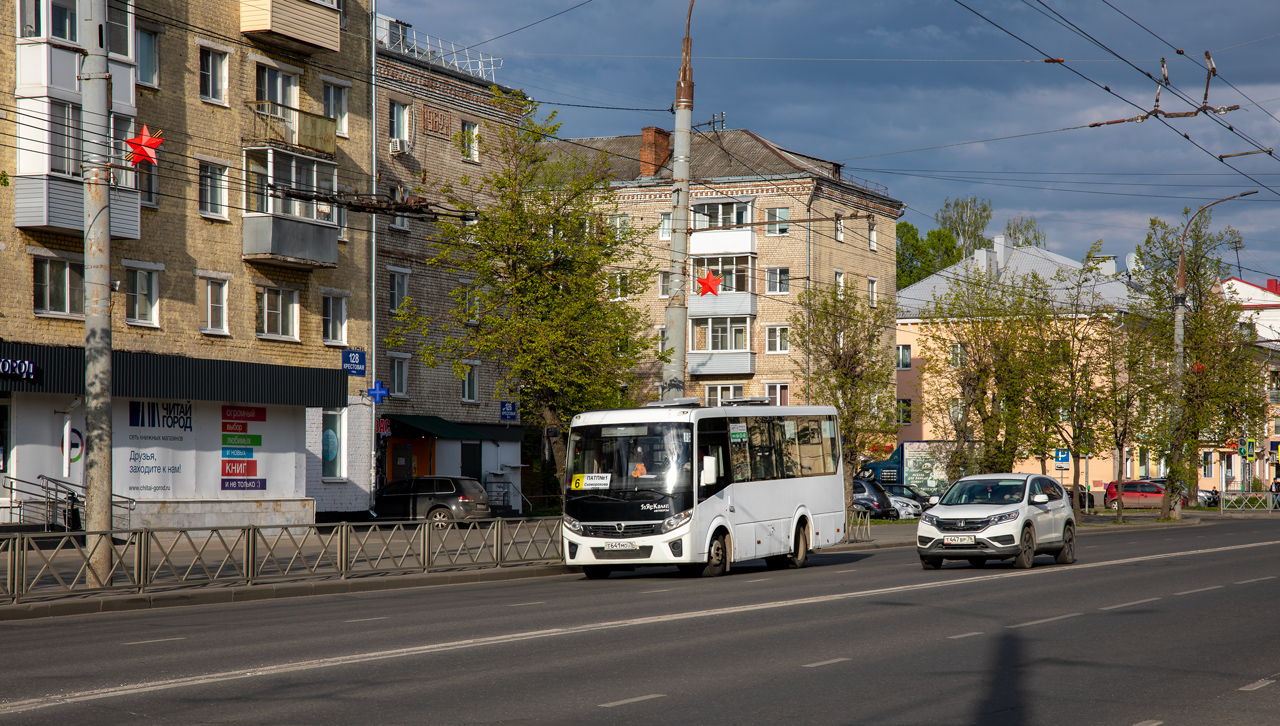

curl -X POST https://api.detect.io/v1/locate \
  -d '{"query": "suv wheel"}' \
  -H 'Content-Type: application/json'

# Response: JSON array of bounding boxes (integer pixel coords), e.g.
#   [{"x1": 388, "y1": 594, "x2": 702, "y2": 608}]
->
[
  {"x1": 1013, "y1": 527, "x2": 1036, "y2": 569},
  {"x1": 1055, "y1": 524, "x2": 1076, "y2": 564}
]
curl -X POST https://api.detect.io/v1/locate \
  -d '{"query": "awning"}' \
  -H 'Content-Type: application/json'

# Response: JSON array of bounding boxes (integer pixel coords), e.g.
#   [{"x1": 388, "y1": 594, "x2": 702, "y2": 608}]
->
[{"x1": 385, "y1": 414, "x2": 493, "y2": 441}]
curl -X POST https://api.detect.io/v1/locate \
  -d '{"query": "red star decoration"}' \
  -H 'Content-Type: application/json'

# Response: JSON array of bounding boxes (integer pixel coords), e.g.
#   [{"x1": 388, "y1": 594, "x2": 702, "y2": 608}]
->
[
  {"x1": 125, "y1": 125, "x2": 163, "y2": 167},
  {"x1": 695, "y1": 270, "x2": 723, "y2": 296}
]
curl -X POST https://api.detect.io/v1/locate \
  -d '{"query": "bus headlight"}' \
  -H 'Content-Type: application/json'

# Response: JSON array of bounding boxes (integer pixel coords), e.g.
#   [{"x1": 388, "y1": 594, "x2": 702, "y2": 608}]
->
[
  {"x1": 661, "y1": 510, "x2": 692, "y2": 533},
  {"x1": 563, "y1": 515, "x2": 583, "y2": 534}
]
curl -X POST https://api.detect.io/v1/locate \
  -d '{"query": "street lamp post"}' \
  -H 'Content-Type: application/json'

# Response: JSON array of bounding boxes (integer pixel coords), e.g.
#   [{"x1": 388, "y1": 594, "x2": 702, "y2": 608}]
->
[{"x1": 1171, "y1": 189, "x2": 1257, "y2": 513}]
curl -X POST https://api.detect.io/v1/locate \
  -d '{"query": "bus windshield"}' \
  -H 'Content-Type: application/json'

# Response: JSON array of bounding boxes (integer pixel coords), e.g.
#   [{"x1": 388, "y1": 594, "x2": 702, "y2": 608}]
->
[{"x1": 567, "y1": 423, "x2": 692, "y2": 496}]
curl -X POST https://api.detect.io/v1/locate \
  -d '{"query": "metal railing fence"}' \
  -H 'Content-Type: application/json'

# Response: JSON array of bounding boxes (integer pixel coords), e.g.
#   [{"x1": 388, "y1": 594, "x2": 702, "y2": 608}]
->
[
  {"x1": 1, "y1": 517, "x2": 562, "y2": 604},
  {"x1": 2, "y1": 475, "x2": 135, "y2": 530},
  {"x1": 1220, "y1": 491, "x2": 1277, "y2": 511},
  {"x1": 846, "y1": 509, "x2": 872, "y2": 543}
]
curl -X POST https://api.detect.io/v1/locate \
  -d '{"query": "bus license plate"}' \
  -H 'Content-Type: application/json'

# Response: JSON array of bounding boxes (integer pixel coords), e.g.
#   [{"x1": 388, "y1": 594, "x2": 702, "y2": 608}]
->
[
  {"x1": 944, "y1": 535, "x2": 975, "y2": 545},
  {"x1": 604, "y1": 541, "x2": 637, "y2": 550}
]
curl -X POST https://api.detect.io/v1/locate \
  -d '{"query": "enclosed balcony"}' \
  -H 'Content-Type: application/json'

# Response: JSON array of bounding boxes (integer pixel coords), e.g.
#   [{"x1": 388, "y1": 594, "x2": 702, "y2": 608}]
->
[
  {"x1": 689, "y1": 291, "x2": 755, "y2": 317},
  {"x1": 688, "y1": 352, "x2": 756, "y2": 376},
  {"x1": 241, "y1": 0, "x2": 341, "y2": 54},
  {"x1": 13, "y1": 175, "x2": 140, "y2": 239},
  {"x1": 245, "y1": 101, "x2": 336, "y2": 157},
  {"x1": 242, "y1": 147, "x2": 339, "y2": 269}
]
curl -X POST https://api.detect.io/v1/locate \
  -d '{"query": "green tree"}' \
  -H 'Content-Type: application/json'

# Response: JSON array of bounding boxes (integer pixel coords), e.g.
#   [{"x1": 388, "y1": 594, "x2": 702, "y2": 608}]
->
[
  {"x1": 1095, "y1": 310, "x2": 1164, "y2": 523},
  {"x1": 935, "y1": 196, "x2": 993, "y2": 256},
  {"x1": 391, "y1": 93, "x2": 661, "y2": 480},
  {"x1": 1003, "y1": 213, "x2": 1047, "y2": 248},
  {"x1": 897, "y1": 222, "x2": 962, "y2": 290}
]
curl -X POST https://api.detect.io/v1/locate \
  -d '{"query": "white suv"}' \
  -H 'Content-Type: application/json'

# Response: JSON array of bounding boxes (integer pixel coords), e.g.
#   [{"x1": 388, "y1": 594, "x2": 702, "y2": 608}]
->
[{"x1": 916, "y1": 473, "x2": 1075, "y2": 570}]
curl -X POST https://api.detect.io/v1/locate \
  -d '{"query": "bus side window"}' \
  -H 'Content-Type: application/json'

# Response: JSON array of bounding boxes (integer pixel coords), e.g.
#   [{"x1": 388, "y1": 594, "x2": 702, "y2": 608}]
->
[
  {"x1": 774, "y1": 417, "x2": 800, "y2": 479},
  {"x1": 695, "y1": 419, "x2": 732, "y2": 500},
  {"x1": 822, "y1": 416, "x2": 840, "y2": 475},
  {"x1": 797, "y1": 417, "x2": 825, "y2": 476},
  {"x1": 747, "y1": 417, "x2": 777, "y2": 481}
]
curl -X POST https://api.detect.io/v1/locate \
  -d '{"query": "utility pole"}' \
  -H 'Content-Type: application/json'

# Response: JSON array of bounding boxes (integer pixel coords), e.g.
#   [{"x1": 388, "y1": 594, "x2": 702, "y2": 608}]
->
[
  {"x1": 661, "y1": 0, "x2": 695, "y2": 401},
  {"x1": 81, "y1": 0, "x2": 114, "y2": 583}
]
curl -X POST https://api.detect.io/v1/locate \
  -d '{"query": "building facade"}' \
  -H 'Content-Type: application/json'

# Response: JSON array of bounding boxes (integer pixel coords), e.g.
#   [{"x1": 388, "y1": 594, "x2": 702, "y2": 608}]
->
[{"x1": 2, "y1": 0, "x2": 374, "y2": 526}]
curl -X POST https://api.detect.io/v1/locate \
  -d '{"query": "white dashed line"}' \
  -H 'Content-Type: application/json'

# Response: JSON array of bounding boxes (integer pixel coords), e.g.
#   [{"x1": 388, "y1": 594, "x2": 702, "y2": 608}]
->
[
  {"x1": 833, "y1": 569, "x2": 857, "y2": 573},
  {"x1": 1174, "y1": 586, "x2": 1224, "y2": 596},
  {"x1": 1131, "y1": 720, "x2": 1163, "y2": 726},
  {"x1": 1100, "y1": 598, "x2": 1161, "y2": 611},
  {"x1": 802, "y1": 658, "x2": 851, "y2": 668},
  {"x1": 1240, "y1": 680, "x2": 1275, "y2": 691},
  {"x1": 1235, "y1": 576, "x2": 1276, "y2": 585},
  {"x1": 343, "y1": 617, "x2": 389, "y2": 623},
  {"x1": 1007, "y1": 613, "x2": 1082, "y2": 629},
  {"x1": 123, "y1": 637, "x2": 185, "y2": 645},
  {"x1": 599, "y1": 694, "x2": 665, "y2": 708},
  {"x1": 641, "y1": 589, "x2": 672, "y2": 594},
  {"x1": 507, "y1": 602, "x2": 546, "y2": 607},
  {"x1": 947, "y1": 632, "x2": 984, "y2": 639},
  {"x1": 746, "y1": 579, "x2": 769, "y2": 583}
]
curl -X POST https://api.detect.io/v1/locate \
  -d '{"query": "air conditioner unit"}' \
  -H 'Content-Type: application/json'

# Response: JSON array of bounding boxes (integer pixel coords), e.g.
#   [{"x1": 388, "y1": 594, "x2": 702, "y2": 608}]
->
[{"x1": 389, "y1": 138, "x2": 408, "y2": 154}]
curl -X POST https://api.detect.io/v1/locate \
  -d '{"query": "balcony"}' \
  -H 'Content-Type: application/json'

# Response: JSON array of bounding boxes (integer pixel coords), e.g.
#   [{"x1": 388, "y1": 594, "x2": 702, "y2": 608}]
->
[
  {"x1": 13, "y1": 175, "x2": 140, "y2": 239},
  {"x1": 690, "y1": 228, "x2": 755, "y2": 256},
  {"x1": 689, "y1": 291, "x2": 756, "y2": 317},
  {"x1": 688, "y1": 352, "x2": 756, "y2": 376},
  {"x1": 243, "y1": 215, "x2": 338, "y2": 269},
  {"x1": 241, "y1": 0, "x2": 341, "y2": 54},
  {"x1": 245, "y1": 101, "x2": 336, "y2": 157}
]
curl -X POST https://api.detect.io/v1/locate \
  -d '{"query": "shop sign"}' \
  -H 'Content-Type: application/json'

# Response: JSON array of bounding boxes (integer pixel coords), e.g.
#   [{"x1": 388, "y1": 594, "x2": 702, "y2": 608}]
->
[
  {"x1": 377, "y1": 418, "x2": 392, "y2": 437},
  {"x1": 0, "y1": 358, "x2": 36, "y2": 380}
]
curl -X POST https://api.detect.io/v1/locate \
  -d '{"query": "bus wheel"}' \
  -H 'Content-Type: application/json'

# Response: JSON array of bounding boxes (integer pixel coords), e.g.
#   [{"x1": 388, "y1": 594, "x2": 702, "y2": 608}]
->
[
  {"x1": 702, "y1": 532, "x2": 728, "y2": 577},
  {"x1": 582, "y1": 566, "x2": 612, "y2": 580},
  {"x1": 788, "y1": 525, "x2": 809, "y2": 569}
]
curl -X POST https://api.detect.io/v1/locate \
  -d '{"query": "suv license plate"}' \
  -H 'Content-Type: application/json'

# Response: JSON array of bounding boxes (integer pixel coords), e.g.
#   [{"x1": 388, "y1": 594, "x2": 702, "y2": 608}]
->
[
  {"x1": 604, "y1": 541, "x2": 637, "y2": 550},
  {"x1": 944, "y1": 535, "x2": 975, "y2": 545}
]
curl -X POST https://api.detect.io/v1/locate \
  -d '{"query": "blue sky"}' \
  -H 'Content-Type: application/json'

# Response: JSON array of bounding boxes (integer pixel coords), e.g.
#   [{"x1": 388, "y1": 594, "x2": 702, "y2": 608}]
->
[{"x1": 381, "y1": 0, "x2": 1280, "y2": 284}]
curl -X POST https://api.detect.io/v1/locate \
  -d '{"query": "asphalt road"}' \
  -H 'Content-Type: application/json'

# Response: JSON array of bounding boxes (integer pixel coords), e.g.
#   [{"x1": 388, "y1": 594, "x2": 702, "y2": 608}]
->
[{"x1": 3, "y1": 520, "x2": 1280, "y2": 725}]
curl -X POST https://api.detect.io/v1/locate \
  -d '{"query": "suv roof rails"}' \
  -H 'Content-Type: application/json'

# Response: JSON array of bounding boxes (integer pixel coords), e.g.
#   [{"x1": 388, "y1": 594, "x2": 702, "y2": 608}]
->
[
  {"x1": 721, "y1": 397, "x2": 771, "y2": 406},
  {"x1": 645, "y1": 397, "x2": 703, "y2": 408}
]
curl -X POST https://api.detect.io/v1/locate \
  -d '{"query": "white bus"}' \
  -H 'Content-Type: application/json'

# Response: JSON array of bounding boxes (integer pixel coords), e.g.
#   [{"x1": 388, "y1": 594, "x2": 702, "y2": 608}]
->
[{"x1": 562, "y1": 400, "x2": 846, "y2": 579}]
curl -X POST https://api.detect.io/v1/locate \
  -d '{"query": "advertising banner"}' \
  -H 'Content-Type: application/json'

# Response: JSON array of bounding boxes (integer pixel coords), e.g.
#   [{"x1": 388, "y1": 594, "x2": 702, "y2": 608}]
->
[{"x1": 903, "y1": 441, "x2": 951, "y2": 496}]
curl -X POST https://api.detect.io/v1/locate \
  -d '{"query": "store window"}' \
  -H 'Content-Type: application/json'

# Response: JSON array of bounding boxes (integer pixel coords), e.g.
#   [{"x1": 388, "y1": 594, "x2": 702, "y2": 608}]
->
[{"x1": 322, "y1": 409, "x2": 345, "y2": 480}]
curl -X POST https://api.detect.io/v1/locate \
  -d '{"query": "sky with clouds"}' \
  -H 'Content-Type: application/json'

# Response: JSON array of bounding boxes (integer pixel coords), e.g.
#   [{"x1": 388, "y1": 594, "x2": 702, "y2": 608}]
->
[{"x1": 381, "y1": 0, "x2": 1280, "y2": 284}]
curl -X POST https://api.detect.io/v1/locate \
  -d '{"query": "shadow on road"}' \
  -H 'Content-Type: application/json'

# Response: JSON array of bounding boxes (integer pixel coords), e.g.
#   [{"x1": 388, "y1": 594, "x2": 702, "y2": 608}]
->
[{"x1": 970, "y1": 632, "x2": 1029, "y2": 726}]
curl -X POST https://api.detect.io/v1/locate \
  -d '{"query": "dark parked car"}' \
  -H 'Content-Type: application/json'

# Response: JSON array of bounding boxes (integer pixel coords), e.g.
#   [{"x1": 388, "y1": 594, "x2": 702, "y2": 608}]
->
[
  {"x1": 1103, "y1": 479, "x2": 1188, "y2": 510},
  {"x1": 372, "y1": 476, "x2": 490, "y2": 524},
  {"x1": 851, "y1": 478, "x2": 898, "y2": 519}
]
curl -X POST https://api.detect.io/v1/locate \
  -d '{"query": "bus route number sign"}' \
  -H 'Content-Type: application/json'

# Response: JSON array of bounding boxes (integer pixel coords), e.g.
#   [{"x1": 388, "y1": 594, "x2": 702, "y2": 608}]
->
[
  {"x1": 729, "y1": 423, "x2": 747, "y2": 442},
  {"x1": 571, "y1": 473, "x2": 611, "y2": 490}
]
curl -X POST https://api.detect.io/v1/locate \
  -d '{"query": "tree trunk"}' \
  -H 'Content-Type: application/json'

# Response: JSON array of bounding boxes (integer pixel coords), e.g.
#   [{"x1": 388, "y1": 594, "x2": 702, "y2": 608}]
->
[
  {"x1": 1070, "y1": 452, "x2": 1082, "y2": 528},
  {"x1": 542, "y1": 406, "x2": 568, "y2": 490},
  {"x1": 1039, "y1": 456, "x2": 1047, "y2": 475},
  {"x1": 1113, "y1": 445, "x2": 1125, "y2": 524}
]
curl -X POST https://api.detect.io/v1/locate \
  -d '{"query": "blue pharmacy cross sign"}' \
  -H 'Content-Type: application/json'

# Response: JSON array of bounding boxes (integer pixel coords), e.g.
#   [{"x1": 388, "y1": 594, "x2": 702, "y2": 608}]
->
[{"x1": 367, "y1": 381, "x2": 389, "y2": 404}]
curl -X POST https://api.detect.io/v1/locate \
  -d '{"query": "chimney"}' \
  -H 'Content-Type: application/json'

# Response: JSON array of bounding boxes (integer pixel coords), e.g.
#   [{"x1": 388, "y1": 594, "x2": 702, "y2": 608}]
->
[
  {"x1": 1268, "y1": 279, "x2": 1280, "y2": 295},
  {"x1": 640, "y1": 127, "x2": 671, "y2": 177},
  {"x1": 1090, "y1": 255, "x2": 1117, "y2": 276},
  {"x1": 992, "y1": 235, "x2": 1012, "y2": 269}
]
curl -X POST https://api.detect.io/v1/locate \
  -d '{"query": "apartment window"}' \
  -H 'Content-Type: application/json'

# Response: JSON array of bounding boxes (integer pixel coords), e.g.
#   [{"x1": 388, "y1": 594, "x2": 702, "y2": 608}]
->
[
  {"x1": 834, "y1": 270, "x2": 845, "y2": 298},
  {"x1": 256, "y1": 287, "x2": 297, "y2": 338},
  {"x1": 50, "y1": 102, "x2": 82, "y2": 176},
  {"x1": 868, "y1": 277, "x2": 879, "y2": 307},
  {"x1": 1274, "y1": 417, "x2": 1280, "y2": 436},
  {"x1": 246, "y1": 149, "x2": 337, "y2": 222},
  {"x1": 869, "y1": 226, "x2": 878, "y2": 252},
  {"x1": 659, "y1": 271, "x2": 671, "y2": 298},
  {"x1": 321, "y1": 409, "x2": 344, "y2": 480},
  {"x1": 950, "y1": 343, "x2": 967, "y2": 369},
  {"x1": 124, "y1": 268, "x2": 158, "y2": 325},
  {"x1": 766, "y1": 268, "x2": 789, "y2": 294},
  {"x1": 1202, "y1": 451, "x2": 1213, "y2": 479},
  {"x1": 322, "y1": 296, "x2": 346, "y2": 344},
  {"x1": 390, "y1": 101, "x2": 409, "y2": 141},
  {"x1": 52, "y1": 0, "x2": 77, "y2": 40},
  {"x1": 137, "y1": 30, "x2": 158, "y2": 86},
  {"x1": 107, "y1": 0, "x2": 130, "y2": 57},
  {"x1": 657, "y1": 326, "x2": 668, "y2": 352},
  {"x1": 1222, "y1": 452, "x2": 1233, "y2": 480},
  {"x1": 461, "y1": 120, "x2": 479, "y2": 161},
  {"x1": 390, "y1": 357, "x2": 408, "y2": 396},
  {"x1": 897, "y1": 399, "x2": 913, "y2": 426},
  {"x1": 766, "y1": 208, "x2": 790, "y2": 236},
  {"x1": 692, "y1": 202, "x2": 748, "y2": 230},
  {"x1": 659, "y1": 213, "x2": 672, "y2": 240},
  {"x1": 33, "y1": 259, "x2": 85, "y2": 316},
  {"x1": 693, "y1": 317, "x2": 748, "y2": 351},
  {"x1": 609, "y1": 272, "x2": 629, "y2": 301},
  {"x1": 323, "y1": 84, "x2": 349, "y2": 135},
  {"x1": 896, "y1": 344, "x2": 911, "y2": 370},
  {"x1": 200, "y1": 49, "x2": 227, "y2": 103},
  {"x1": 692, "y1": 256, "x2": 753, "y2": 293},
  {"x1": 705, "y1": 385, "x2": 743, "y2": 407},
  {"x1": 201, "y1": 279, "x2": 227, "y2": 334},
  {"x1": 949, "y1": 398, "x2": 965, "y2": 426},
  {"x1": 389, "y1": 271, "x2": 409, "y2": 312},
  {"x1": 20, "y1": 0, "x2": 42, "y2": 37},
  {"x1": 766, "y1": 326, "x2": 789, "y2": 354},
  {"x1": 835, "y1": 213, "x2": 845, "y2": 243},
  {"x1": 257, "y1": 65, "x2": 298, "y2": 117},
  {"x1": 137, "y1": 163, "x2": 157, "y2": 205},
  {"x1": 198, "y1": 163, "x2": 227, "y2": 217},
  {"x1": 767, "y1": 384, "x2": 790, "y2": 406},
  {"x1": 388, "y1": 185, "x2": 408, "y2": 229},
  {"x1": 336, "y1": 203, "x2": 348, "y2": 240},
  {"x1": 462, "y1": 363, "x2": 479, "y2": 402},
  {"x1": 608, "y1": 214, "x2": 629, "y2": 234},
  {"x1": 111, "y1": 114, "x2": 136, "y2": 189}
]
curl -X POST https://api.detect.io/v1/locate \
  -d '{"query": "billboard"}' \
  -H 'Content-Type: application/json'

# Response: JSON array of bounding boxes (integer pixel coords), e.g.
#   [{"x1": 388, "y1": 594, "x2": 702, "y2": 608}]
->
[{"x1": 903, "y1": 441, "x2": 951, "y2": 495}]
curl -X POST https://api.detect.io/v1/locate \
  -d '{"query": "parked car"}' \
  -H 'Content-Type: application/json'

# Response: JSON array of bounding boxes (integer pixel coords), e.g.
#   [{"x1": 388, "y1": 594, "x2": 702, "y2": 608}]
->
[
  {"x1": 890, "y1": 495, "x2": 922, "y2": 519},
  {"x1": 850, "y1": 478, "x2": 898, "y2": 519},
  {"x1": 883, "y1": 482, "x2": 931, "y2": 507},
  {"x1": 1103, "y1": 480, "x2": 1188, "y2": 510},
  {"x1": 1198, "y1": 489, "x2": 1219, "y2": 508},
  {"x1": 372, "y1": 476, "x2": 490, "y2": 524},
  {"x1": 917, "y1": 473, "x2": 1076, "y2": 570}
]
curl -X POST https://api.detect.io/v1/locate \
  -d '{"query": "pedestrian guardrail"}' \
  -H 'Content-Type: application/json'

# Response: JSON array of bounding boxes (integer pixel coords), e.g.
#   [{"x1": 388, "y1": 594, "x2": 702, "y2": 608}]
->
[
  {"x1": 846, "y1": 509, "x2": 872, "y2": 543},
  {"x1": 0, "y1": 517, "x2": 562, "y2": 604},
  {"x1": 1220, "y1": 492, "x2": 1277, "y2": 512}
]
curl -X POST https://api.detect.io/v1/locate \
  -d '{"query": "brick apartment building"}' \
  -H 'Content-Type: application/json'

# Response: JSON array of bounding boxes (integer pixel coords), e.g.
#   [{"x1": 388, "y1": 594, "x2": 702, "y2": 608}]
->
[
  {"x1": 560, "y1": 127, "x2": 905, "y2": 406},
  {"x1": 1, "y1": 0, "x2": 374, "y2": 526}
]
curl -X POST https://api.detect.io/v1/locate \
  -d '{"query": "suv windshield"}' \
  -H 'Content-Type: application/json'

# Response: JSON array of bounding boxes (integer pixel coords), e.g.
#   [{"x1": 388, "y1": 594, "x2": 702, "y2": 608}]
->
[
  {"x1": 567, "y1": 423, "x2": 693, "y2": 495},
  {"x1": 939, "y1": 479, "x2": 1027, "y2": 506}
]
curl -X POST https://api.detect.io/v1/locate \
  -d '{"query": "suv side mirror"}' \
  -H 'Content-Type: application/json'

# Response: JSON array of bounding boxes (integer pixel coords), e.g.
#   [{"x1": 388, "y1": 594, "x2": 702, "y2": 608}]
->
[
  {"x1": 928, "y1": 495, "x2": 940, "y2": 505},
  {"x1": 1032, "y1": 493, "x2": 1049, "y2": 504},
  {"x1": 701, "y1": 456, "x2": 717, "y2": 486}
]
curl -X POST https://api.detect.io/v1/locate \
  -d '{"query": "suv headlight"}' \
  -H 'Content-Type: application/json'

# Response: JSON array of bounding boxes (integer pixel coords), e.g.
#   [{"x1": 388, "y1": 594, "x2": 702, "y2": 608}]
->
[
  {"x1": 920, "y1": 513, "x2": 940, "y2": 527},
  {"x1": 563, "y1": 515, "x2": 582, "y2": 534},
  {"x1": 661, "y1": 509, "x2": 693, "y2": 533},
  {"x1": 987, "y1": 511, "x2": 1019, "y2": 526}
]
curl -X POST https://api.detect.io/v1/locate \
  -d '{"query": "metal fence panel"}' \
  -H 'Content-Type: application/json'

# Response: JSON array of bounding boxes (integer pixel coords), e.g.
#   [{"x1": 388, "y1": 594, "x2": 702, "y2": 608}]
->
[
  {"x1": 252, "y1": 526, "x2": 344, "y2": 581},
  {"x1": 347, "y1": 522, "x2": 430, "y2": 574},
  {"x1": 1222, "y1": 492, "x2": 1274, "y2": 511},
  {"x1": 145, "y1": 527, "x2": 251, "y2": 588},
  {"x1": 499, "y1": 518, "x2": 563, "y2": 564},
  {"x1": 429, "y1": 520, "x2": 500, "y2": 568},
  {"x1": 846, "y1": 510, "x2": 873, "y2": 543},
  {"x1": 16, "y1": 531, "x2": 142, "y2": 601}
]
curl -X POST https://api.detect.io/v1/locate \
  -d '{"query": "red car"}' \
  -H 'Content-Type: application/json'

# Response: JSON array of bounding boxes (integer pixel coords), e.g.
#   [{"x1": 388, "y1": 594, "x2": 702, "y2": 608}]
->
[{"x1": 1104, "y1": 480, "x2": 1188, "y2": 510}]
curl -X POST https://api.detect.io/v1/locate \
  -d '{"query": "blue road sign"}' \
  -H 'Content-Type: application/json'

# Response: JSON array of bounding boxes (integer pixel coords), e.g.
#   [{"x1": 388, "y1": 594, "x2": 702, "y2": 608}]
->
[
  {"x1": 342, "y1": 350, "x2": 366, "y2": 377},
  {"x1": 367, "y1": 381, "x2": 389, "y2": 404},
  {"x1": 500, "y1": 401, "x2": 518, "y2": 422},
  {"x1": 1054, "y1": 448, "x2": 1070, "y2": 463}
]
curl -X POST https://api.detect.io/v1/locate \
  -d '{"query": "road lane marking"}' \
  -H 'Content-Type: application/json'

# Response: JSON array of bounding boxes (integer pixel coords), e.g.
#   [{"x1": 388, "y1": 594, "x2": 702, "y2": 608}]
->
[
  {"x1": 746, "y1": 579, "x2": 769, "y2": 583},
  {"x1": 1235, "y1": 576, "x2": 1276, "y2": 585},
  {"x1": 1174, "y1": 586, "x2": 1224, "y2": 596},
  {"x1": 1100, "y1": 598, "x2": 1161, "y2": 611},
  {"x1": 833, "y1": 569, "x2": 857, "y2": 573},
  {"x1": 507, "y1": 602, "x2": 546, "y2": 607},
  {"x1": 1007, "y1": 613, "x2": 1082, "y2": 629},
  {"x1": 1240, "y1": 680, "x2": 1274, "y2": 691},
  {"x1": 1131, "y1": 721, "x2": 1163, "y2": 726},
  {"x1": 343, "y1": 617, "x2": 388, "y2": 623},
  {"x1": 802, "y1": 658, "x2": 850, "y2": 668},
  {"x1": 6, "y1": 538, "x2": 1280, "y2": 715},
  {"x1": 641, "y1": 589, "x2": 671, "y2": 594},
  {"x1": 599, "y1": 694, "x2": 664, "y2": 708},
  {"x1": 123, "y1": 637, "x2": 185, "y2": 645},
  {"x1": 948, "y1": 632, "x2": 984, "y2": 639}
]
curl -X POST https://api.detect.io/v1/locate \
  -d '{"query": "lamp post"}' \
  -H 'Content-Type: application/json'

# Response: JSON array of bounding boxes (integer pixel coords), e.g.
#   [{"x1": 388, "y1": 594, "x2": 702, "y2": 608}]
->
[
  {"x1": 1171, "y1": 189, "x2": 1257, "y2": 512},
  {"x1": 661, "y1": 0, "x2": 696, "y2": 400}
]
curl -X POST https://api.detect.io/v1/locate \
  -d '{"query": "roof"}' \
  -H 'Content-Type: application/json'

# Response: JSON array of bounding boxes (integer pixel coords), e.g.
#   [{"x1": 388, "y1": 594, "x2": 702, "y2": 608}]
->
[{"x1": 385, "y1": 414, "x2": 493, "y2": 441}]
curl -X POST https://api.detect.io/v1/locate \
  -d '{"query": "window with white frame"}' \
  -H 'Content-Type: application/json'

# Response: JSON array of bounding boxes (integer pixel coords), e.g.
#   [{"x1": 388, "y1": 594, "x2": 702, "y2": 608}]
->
[
  {"x1": 198, "y1": 163, "x2": 227, "y2": 217},
  {"x1": 33, "y1": 258, "x2": 84, "y2": 316},
  {"x1": 868, "y1": 277, "x2": 878, "y2": 307},
  {"x1": 896, "y1": 344, "x2": 911, "y2": 370},
  {"x1": 390, "y1": 356, "x2": 408, "y2": 396},
  {"x1": 246, "y1": 149, "x2": 337, "y2": 222},
  {"x1": 389, "y1": 271, "x2": 409, "y2": 312},
  {"x1": 657, "y1": 326, "x2": 668, "y2": 352},
  {"x1": 125, "y1": 268, "x2": 158, "y2": 325},
  {"x1": 137, "y1": 29, "x2": 158, "y2": 86},
  {"x1": 1202, "y1": 450, "x2": 1212, "y2": 478},
  {"x1": 323, "y1": 84, "x2": 348, "y2": 135},
  {"x1": 199, "y1": 48, "x2": 227, "y2": 103},
  {"x1": 692, "y1": 202, "x2": 748, "y2": 230},
  {"x1": 766, "y1": 267, "x2": 789, "y2": 294},
  {"x1": 692, "y1": 317, "x2": 749, "y2": 351},
  {"x1": 335, "y1": 201, "x2": 348, "y2": 240},
  {"x1": 137, "y1": 162, "x2": 157, "y2": 205},
  {"x1": 897, "y1": 399, "x2": 912, "y2": 426},
  {"x1": 705, "y1": 385, "x2": 743, "y2": 407},
  {"x1": 107, "y1": 0, "x2": 130, "y2": 57},
  {"x1": 322, "y1": 296, "x2": 346, "y2": 344},
  {"x1": 462, "y1": 362, "x2": 479, "y2": 401},
  {"x1": 609, "y1": 272, "x2": 628, "y2": 301},
  {"x1": 50, "y1": 101, "x2": 82, "y2": 176},
  {"x1": 256, "y1": 287, "x2": 297, "y2": 339},
  {"x1": 692, "y1": 255, "x2": 753, "y2": 293},
  {"x1": 608, "y1": 214, "x2": 629, "y2": 234},
  {"x1": 51, "y1": 0, "x2": 77, "y2": 41},
  {"x1": 257, "y1": 65, "x2": 298, "y2": 118},
  {"x1": 949, "y1": 398, "x2": 965, "y2": 426},
  {"x1": 388, "y1": 184, "x2": 408, "y2": 229},
  {"x1": 766, "y1": 208, "x2": 790, "y2": 236},
  {"x1": 658, "y1": 271, "x2": 670, "y2": 298},
  {"x1": 869, "y1": 225, "x2": 878, "y2": 251},
  {"x1": 950, "y1": 343, "x2": 967, "y2": 368},
  {"x1": 834, "y1": 270, "x2": 845, "y2": 298},
  {"x1": 389, "y1": 101, "x2": 409, "y2": 141},
  {"x1": 201, "y1": 278, "x2": 227, "y2": 334},
  {"x1": 111, "y1": 114, "x2": 136, "y2": 188},
  {"x1": 766, "y1": 383, "x2": 790, "y2": 406},
  {"x1": 766, "y1": 326, "x2": 789, "y2": 354},
  {"x1": 835, "y1": 212, "x2": 845, "y2": 242},
  {"x1": 321, "y1": 408, "x2": 345, "y2": 480},
  {"x1": 659, "y1": 212, "x2": 672, "y2": 240},
  {"x1": 461, "y1": 120, "x2": 479, "y2": 161}
]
